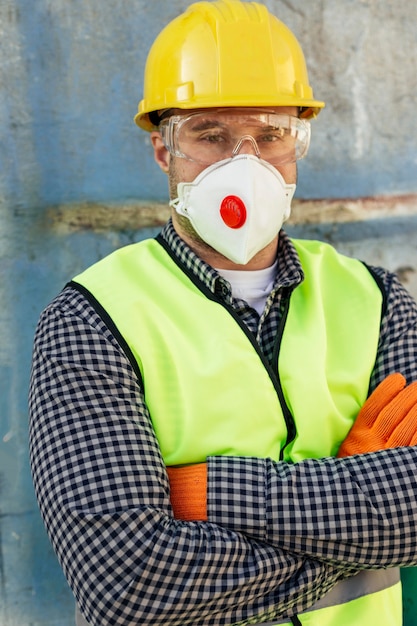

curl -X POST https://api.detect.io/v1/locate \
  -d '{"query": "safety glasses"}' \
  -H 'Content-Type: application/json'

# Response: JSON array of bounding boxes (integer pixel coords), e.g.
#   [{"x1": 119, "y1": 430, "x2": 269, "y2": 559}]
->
[{"x1": 159, "y1": 108, "x2": 311, "y2": 166}]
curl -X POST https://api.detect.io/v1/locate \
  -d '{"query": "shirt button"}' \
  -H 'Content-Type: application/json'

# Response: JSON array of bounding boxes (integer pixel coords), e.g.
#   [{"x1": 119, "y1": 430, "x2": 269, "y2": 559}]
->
[
  {"x1": 222, "y1": 284, "x2": 230, "y2": 298},
  {"x1": 216, "y1": 282, "x2": 229, "y2": 298}
]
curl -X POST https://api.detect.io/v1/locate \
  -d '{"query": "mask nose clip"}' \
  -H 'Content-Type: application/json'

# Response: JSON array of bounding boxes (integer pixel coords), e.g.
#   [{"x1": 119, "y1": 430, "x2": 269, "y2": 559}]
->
[{"x1": 231, "y1": 135, "x2": 261, "y2": 159}]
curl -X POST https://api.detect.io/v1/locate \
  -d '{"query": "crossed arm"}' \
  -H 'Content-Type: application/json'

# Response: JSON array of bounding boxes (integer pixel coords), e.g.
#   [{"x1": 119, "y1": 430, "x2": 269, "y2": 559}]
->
[
  {"x1": 29, "y1": 288, "x2": 417, "y2": 626},
  {"x1": 169, "y1": 372, "x2": 417, "y2": 529}
]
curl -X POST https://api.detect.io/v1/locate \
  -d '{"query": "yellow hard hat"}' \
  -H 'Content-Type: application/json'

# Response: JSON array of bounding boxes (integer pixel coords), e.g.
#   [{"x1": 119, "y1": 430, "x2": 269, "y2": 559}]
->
[{"x1": 135, "y1": 0, "x2": 325, "y2": 131}]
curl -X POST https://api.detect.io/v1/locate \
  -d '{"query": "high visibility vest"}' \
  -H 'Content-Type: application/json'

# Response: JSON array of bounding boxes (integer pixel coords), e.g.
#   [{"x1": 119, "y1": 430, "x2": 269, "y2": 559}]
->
[{"x1": 72, "y1": 235, "x2": 401, "y2": 625}]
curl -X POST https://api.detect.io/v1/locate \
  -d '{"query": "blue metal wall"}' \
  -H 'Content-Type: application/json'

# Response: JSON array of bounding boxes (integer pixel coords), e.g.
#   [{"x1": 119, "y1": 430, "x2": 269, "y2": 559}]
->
[{"x1": 1, "y1": 1, "x2": 417, "y2": 624}]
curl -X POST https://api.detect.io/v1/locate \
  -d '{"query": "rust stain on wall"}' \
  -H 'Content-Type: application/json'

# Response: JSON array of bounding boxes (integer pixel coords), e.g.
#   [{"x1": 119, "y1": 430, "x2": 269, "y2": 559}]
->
[{"x1": 44, "y1": 193, "x2": 417, "y2": 234}]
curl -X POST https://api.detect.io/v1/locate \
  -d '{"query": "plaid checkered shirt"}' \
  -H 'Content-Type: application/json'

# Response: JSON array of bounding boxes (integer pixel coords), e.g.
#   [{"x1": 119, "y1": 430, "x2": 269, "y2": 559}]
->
[{"x1": 29, "y1": 220, "x2": 417, "y2": 626}]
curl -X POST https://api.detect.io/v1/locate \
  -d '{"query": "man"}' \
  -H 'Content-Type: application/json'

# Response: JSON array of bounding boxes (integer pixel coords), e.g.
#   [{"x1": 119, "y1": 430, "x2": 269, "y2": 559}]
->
[{"x1": 29, "y1": 1, "x2": 417, "y2": 625}]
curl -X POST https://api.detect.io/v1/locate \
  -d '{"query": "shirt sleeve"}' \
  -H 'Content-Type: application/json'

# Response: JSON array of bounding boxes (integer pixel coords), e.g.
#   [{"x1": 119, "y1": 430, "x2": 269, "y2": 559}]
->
[
  {"x1": 29, "y1": 288, "x2": 349, "y2": 626},
  {"x1": 208, "y1": 269, "x2": 417, "y2": 568},
  {"x1": 369, "y1": 265, "x2": 417, "y2": 388},
  {"x1": 207, "y1": 449, "x2": 417, "y2": 567}
]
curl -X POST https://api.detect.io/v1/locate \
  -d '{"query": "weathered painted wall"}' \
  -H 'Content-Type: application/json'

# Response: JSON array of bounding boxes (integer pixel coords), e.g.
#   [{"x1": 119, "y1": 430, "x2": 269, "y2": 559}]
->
[
  {"x1": 3, "y1": 0, "x2": 417, "y2": 207},
  {"x1": 1, "y1": 1, "x2": 417, "y2": 624}
]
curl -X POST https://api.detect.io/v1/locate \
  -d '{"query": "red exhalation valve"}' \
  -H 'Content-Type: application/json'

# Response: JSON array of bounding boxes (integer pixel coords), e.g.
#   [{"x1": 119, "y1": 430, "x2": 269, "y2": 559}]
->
[{"x1": 220, "y1": 195, "x2": 247, "y2": 229}]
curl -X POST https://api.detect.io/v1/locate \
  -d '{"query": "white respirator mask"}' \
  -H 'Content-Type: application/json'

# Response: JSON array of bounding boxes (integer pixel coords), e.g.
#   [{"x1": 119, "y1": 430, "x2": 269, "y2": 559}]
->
[{"x1": 170, "y1": 155, "x2": 296, "y2": 265}]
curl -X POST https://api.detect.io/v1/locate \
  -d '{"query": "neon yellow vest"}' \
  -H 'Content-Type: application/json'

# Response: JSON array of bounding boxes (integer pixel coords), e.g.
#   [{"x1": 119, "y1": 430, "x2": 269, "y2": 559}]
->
[{"x1": 72, "y1": 235, "x2": 401, "y2": 625}]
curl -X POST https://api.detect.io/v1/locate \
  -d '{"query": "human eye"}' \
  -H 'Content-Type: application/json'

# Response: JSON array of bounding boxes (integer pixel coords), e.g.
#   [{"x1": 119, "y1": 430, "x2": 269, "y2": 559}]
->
[
  {"x1": 257, "y1": 127, "x2": 287, "y2": 143},
  {"x1": 199, "y1": 130, "x2": 227, "y2": 144},
  {"x1": 185, "y1": 119, "x2": 230, "y2": 145}
]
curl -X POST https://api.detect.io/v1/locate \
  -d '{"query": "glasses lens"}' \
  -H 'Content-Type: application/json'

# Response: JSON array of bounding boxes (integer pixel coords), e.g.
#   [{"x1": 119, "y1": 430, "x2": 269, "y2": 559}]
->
[{"x1": 160, "y1": 110, "x2": 310, "y2": 165}]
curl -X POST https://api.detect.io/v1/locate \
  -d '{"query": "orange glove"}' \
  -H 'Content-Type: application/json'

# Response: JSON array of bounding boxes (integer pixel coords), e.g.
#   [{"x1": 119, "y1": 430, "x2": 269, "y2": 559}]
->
[
  {"x1": 167, "y1": 374, "x2": 417, "y2": 518},
  {"x1": 338, "y1": 373, "x2": 417, "y2": 457},
  {"x1": 166, "y1": 464, "x2": 208, "y2": 521}
]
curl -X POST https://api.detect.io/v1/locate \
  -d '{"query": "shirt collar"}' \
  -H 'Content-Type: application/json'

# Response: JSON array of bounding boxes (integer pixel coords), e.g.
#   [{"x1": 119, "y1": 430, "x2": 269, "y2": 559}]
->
[{"x1": 159, "y1": 219, "x2": 304, "y2": 295}]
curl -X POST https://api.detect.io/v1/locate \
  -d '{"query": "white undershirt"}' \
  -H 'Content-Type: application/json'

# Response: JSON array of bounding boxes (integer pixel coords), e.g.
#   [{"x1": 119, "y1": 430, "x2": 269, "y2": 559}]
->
[{"x1": 217, "y1": 260, "x2": 278, "y2": 316}]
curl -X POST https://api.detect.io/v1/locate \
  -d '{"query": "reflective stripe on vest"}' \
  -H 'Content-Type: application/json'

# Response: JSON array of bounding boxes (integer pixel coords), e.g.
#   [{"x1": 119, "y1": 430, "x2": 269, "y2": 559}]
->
[
  {"x1": 72, "y1": 235, "x2": 400, "y2": 624},
  {"x1": 273, "y1": 570, "x2": 401, "y2": 625}
]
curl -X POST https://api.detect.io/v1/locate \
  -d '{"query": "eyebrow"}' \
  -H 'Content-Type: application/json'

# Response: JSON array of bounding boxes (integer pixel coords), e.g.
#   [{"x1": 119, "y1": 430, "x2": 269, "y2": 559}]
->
[
  {"x1": 188, "y1": 118, "x2": 287, "y2": 131},
  {"x1": 185, "y1": 117, "x2": 289, "y2": 134},
  {"x1": 187, "y1": 119, "x2": 226, "y2": 132}
]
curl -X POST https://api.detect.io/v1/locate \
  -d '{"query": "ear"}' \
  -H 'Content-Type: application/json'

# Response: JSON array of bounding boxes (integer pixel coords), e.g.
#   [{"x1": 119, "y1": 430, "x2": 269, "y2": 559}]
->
[{"x1": 151, "y1": 132, "x2": 170, "y2": 173}]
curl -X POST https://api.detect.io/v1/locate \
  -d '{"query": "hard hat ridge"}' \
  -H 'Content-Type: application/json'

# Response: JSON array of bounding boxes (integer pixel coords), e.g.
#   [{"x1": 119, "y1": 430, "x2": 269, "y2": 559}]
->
[{"x1": 192, "y1": 0, "x2": 269, "y2": 22}]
